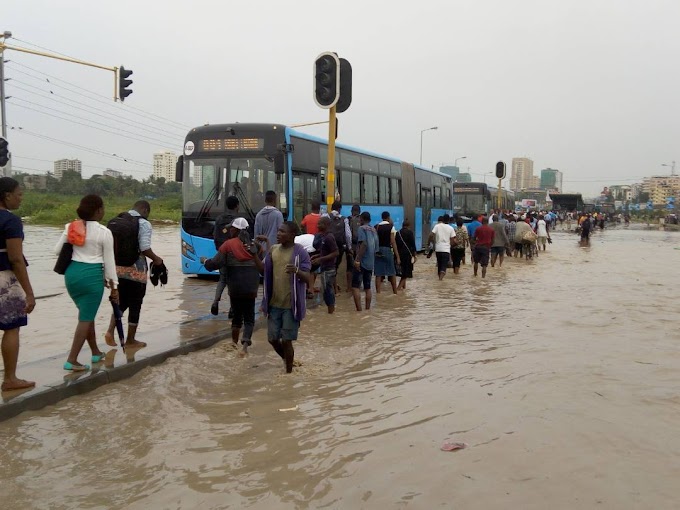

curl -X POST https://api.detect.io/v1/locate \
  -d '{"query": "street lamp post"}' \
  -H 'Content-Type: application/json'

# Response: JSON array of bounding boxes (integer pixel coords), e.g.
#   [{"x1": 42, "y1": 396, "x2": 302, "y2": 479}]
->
[
  {"x1": 419, "y1": 126, "x2": 438, "y2": 166},
  {"x1": 454, "y1": 156, "x2": 467, "y2": 170},
  {"x1": 662, "y1": 161, "x2": 676, "y2": 176}
]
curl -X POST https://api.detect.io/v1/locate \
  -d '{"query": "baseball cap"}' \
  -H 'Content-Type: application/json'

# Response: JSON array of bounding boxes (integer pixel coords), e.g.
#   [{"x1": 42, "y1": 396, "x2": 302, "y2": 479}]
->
[{"x1": 228, "y1": 217, "x2": 249, "y2": 230}]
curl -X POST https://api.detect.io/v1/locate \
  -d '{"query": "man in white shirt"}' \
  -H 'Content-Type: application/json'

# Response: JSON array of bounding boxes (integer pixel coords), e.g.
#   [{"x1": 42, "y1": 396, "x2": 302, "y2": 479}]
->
[
  {"x1": 536, "y1": 215, "x2": 550, "y2": 251},
  {"x1": 428, "y1": 216, "x2": 456, "y2": 280}
]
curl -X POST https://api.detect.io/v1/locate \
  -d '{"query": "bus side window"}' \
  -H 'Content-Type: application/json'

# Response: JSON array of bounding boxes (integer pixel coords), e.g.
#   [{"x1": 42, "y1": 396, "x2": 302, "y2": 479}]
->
[
  {"x1": 390, "y1": 178, "x2": 401, "y2": 205},
  {"x1": 379, "y1": 176, "x2": 389, "y2": 204},
  {"x1": 364, "y1": 175, "x2": 378, "y2": 204}
]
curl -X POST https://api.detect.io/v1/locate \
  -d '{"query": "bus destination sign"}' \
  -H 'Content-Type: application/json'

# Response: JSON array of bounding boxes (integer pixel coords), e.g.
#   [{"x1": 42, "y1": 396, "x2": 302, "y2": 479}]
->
[
  {"x1": 200, "y1": 138, "x2": 264, "y2": 152},
  {"x1": 453, "y1": 186, "x2": 484, "y2": 193}
]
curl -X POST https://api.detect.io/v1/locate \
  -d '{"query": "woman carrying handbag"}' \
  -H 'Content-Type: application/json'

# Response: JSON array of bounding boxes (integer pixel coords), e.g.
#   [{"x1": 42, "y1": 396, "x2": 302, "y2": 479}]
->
[
  {"x1": 395, "y1": 218, "x2": 417, "y2": 291},
  {"x1": 54, "y1": 194, "x2": 119, "y2": 371}
]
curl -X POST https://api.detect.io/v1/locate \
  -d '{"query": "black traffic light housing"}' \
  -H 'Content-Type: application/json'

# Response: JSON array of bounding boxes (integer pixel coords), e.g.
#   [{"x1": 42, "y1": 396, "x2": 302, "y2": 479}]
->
[
  {"x1": 118, "y1": 66, "x2": 133, "y2": 102},
  {"x1": 0, "y1": 137, "x2": 9, "y2": 167},
  {"x1": 336, "y1": 58, "x2": 352, "y2": 113},
  {"x1": 495, "y1": 161, "x2": 506, "y2": 179},
  {"x1": 314, "y1": 52, "x2": 340, "y2": 108}
]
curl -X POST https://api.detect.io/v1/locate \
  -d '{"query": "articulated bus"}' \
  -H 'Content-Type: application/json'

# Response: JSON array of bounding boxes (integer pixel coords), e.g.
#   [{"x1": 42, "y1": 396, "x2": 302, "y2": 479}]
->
[
  {"x1": 177, "y1": 123, "x2": 452, "y2": 275},
  {"x1": 452, "y1": 182, "x2": 514, "y2": 219}
]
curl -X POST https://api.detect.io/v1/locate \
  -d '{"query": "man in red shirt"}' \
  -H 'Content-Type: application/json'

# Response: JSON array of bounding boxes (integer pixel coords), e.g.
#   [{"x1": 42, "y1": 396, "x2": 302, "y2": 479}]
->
[
  {"x1": 300, "y1": 201, "x2": 321, "y2": 235},
  {"x1": 472, "y1": 217, "x2": 495, "y2": 278}
]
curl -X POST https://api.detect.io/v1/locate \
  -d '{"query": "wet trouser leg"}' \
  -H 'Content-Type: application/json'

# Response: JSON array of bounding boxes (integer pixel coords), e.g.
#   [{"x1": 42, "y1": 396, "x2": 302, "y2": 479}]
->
[{"x1": 214, "y1": 267, "x2": 228, "y2": 302}]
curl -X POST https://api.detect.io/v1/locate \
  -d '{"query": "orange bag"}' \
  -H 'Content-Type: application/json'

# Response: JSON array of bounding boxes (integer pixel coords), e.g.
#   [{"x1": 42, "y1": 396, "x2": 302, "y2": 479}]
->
[{"x1": 67, "y1": 220, "x2": 87, "y2": 246}]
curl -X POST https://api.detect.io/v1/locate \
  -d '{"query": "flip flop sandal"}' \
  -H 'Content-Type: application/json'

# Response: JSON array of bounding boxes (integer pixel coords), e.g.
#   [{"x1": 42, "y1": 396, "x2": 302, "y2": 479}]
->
[{"x1": 63, "y1": 362, "x2": 90, "y2": 372}]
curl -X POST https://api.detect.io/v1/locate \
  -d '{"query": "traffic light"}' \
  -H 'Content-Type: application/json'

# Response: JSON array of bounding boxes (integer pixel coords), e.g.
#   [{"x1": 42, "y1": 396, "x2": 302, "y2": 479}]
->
[
  {"x1": 314, "y1": 52, "x2": 339, "y2": 108},
  {"x1": 495, "y1": 161, "x2": 506, "y2": 179},
  {"x1": 118, "y1": 66, "x2": 133, "y2": 102},
  {"x1": 0, "y1": 137, "x2": 9, "y2": 167}
]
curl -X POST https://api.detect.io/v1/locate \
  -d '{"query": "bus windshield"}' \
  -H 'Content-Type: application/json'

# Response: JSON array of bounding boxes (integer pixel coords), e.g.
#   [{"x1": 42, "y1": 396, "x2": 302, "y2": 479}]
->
[
  {"x1": 453, "y1": 193, "x2": 485, "y2": 215},
  {"x1": 183, "y1": 156, "x2": 284, "y2": 218}
]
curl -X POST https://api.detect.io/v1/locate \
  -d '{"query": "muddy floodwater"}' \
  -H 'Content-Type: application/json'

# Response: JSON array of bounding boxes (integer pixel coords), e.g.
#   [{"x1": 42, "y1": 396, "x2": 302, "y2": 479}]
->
[{"x1": 2, "y1": 226, "x2": 680, "y2": 509}]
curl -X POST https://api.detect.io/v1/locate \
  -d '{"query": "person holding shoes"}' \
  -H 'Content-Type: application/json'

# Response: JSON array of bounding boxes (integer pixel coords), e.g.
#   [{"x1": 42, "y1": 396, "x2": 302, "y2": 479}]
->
[{"x1": 55, "y1": 194, "x2": 118, "y2": 371}]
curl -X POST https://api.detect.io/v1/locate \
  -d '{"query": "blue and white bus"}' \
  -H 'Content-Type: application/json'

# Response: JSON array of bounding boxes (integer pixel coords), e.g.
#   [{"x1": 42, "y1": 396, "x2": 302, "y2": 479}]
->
[
  {"x1": 452, "y1": 181, "x2": 515, "y2": 219},
  {"x1": 176, "y1": 123, "x2": 452, "y2": 275}
]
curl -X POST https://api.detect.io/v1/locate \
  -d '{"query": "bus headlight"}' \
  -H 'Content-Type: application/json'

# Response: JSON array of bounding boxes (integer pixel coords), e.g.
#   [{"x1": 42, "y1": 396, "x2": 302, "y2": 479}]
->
[{"x1": 182, "y1": 240, "x2": 196, "y2": 260}]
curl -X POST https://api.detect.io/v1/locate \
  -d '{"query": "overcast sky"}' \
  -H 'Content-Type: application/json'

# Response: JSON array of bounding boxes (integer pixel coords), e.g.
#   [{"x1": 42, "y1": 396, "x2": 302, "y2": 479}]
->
[{"x1": 4, "y1": 0, "x2": 679, "y2": 196}]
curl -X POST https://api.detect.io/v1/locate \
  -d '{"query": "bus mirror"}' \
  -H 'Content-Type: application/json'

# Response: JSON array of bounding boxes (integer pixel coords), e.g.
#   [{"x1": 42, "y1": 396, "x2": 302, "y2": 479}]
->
[
  {"x1": 175, "y1": 156, "x2": 184, "y2": 182},
  {"x1": 274, "y1": 153, "x2": 285, "y2": 174}
]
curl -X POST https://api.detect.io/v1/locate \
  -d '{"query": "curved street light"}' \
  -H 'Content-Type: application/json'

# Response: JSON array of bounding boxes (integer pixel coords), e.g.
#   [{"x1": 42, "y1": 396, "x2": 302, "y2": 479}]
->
[
  {"x1": 454, "y1": 156, "x2": 467, "y2": 169},
  {"x1": 419, "y1": 126, "x2": 438, "y2": 166}
]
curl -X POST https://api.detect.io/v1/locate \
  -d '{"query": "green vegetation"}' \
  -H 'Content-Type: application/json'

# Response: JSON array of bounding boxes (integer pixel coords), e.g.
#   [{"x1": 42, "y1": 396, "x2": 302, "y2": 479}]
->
[
  {"x1": 17, "y1": 192, "x2": 182, "y2": 225},
  {"x1": 14, "y1": 171, "x2": 183, "y2": 225}
]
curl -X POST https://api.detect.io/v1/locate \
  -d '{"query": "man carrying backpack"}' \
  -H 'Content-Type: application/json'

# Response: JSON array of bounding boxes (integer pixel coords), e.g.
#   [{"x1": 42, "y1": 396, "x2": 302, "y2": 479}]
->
[
  {"x1": 211, "y1": 196, "x2": 241, "y2": 316},
  {"x1": 104, "y1": 200, "x2": 163, "y2": 349},
  {"x1": 324, "y1": 201, "x2": 352, "y2": 293}
]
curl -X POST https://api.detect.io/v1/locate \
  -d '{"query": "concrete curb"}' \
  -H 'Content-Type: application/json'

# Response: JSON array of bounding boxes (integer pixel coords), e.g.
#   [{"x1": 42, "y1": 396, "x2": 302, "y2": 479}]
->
[{"x1": 0, "y1": 296, "x2": 322, "y2": 423}]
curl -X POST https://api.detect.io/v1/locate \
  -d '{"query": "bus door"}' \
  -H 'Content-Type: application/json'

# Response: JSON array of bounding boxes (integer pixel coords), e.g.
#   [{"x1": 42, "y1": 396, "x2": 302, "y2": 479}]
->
[
  {"x1": 422, "y1": 187, "x2": 433, "y2": 246},
  {"x1": 292, "y1": 172, "x2": 319, "y2": 224}
]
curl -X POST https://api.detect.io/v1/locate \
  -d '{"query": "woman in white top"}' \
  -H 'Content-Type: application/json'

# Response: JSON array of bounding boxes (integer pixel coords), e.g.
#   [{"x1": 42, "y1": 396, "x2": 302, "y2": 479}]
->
[{"x1": 54, "y1": 195, "x2": 119, "y2": 371}]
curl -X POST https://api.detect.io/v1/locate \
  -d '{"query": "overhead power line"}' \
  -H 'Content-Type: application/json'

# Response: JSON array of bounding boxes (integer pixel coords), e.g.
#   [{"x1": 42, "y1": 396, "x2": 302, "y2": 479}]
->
[
  {"x1": 6, "y1": 53, "x2": 191, "y2": 130},
  {"x1": 14, "y1": 155, "x2": 151, "y2": 174},
  {"x1": 7, "y1": 101, "x2": 180, "y2": 151},
  {"x1": 8, "y1": 95, "x2": 183, "y2": 147},
  {"x1": 8, "y1": 125, "x2": 153, "y2": 167},
  {"x1": 8, "y1": 79, "x2": 186, "y2": 138}
]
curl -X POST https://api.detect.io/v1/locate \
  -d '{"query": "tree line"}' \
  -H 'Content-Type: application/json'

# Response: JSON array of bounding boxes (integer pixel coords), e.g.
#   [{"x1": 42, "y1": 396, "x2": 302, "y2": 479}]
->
[{"x1": 14, "y1": 170, "x2": 182, "y2": 198}]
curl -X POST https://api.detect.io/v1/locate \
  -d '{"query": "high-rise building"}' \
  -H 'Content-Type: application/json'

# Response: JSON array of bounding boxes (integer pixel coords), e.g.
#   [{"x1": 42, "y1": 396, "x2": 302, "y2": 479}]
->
[
  {"x1": 53, "y1": 159, "x2": 82, "y2": 180},
  {"x1": 439, "y1": 166, "x2": 460, "y2": 180},
  {"x1": 509, "y1": 157, "x2": 535, "y2": 191},
  {"x1": 641, "y1": 175, "x2": 680, "y2": 205},
  {"x1": 153, "y1": 151, "x2": 178, "y2": 182},
  {"x1": 540, "y1": 168, "x2": 563, "y2": 192},
  {"x1": 103, "y1": 168, "x2": 123, "y2": 178}
]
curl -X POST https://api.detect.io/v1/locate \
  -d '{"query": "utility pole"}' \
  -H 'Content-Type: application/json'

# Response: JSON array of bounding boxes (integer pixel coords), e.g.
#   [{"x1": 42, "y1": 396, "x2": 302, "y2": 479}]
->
[{"x1": 0, "y1": 31, "x2": 11, "y2": 176}]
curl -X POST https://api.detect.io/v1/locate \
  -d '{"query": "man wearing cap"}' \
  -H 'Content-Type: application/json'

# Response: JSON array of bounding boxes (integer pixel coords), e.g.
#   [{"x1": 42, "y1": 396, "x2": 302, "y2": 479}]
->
[{"x1": 203, "y1": 217, "x2": 264, "y2": 355}]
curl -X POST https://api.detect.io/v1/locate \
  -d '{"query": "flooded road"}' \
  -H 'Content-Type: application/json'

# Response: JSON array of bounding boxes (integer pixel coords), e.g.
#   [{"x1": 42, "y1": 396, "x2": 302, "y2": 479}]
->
[
  {"x1": 18, "y1": 225, "x2": 215, "y2": 363},
  {"x1": 2, "y1": 227, "x2": 680, "y2": 509}
]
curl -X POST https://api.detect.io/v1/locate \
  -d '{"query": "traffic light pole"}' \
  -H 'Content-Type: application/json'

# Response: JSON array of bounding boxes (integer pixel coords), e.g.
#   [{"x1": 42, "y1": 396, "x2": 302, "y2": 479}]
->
[
  {"x1": 0, "y1": 40, "x2": 120, "y2": 101},
  {"x1": 497, "y1": 178, "x2": 502, "y2": 210},
  {"x1": 326, "y1": 105, "x2": 337, "y2": 211},
  {"x1": 0, "y1": 42, "x2": 7, "y2": 138},
  {"x1": 0, "y1": 34, "x2": 9, "y2": 176}
]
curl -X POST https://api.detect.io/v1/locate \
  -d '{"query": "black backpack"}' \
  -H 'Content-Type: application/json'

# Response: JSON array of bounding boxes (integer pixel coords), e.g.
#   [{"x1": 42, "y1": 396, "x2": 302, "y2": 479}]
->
[
  {"x1": 107, "y1": 212, "x2": 141, "y2": 266},
  {"x1": 329, "y1": 214, "x2": 347, "y2": 250},
  {"x1": 213, "y1": 213, "x2": 237, "y2": 249}
]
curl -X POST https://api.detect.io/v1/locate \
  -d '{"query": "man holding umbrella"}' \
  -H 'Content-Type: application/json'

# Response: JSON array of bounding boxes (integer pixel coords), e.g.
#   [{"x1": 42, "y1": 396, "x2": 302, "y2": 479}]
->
[{"x1": 105, "y1": 200, "x2": 164, "y2": 349}]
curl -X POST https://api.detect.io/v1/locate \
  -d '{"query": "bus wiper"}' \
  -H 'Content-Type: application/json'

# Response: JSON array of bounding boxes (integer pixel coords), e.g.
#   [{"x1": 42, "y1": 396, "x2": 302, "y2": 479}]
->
[
  {"x1": 195, "y1": 183, "x2": 219, "y2": 224},
  {"x1": 233, "y1": 181, "x2": 256, "y2": 222}
]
